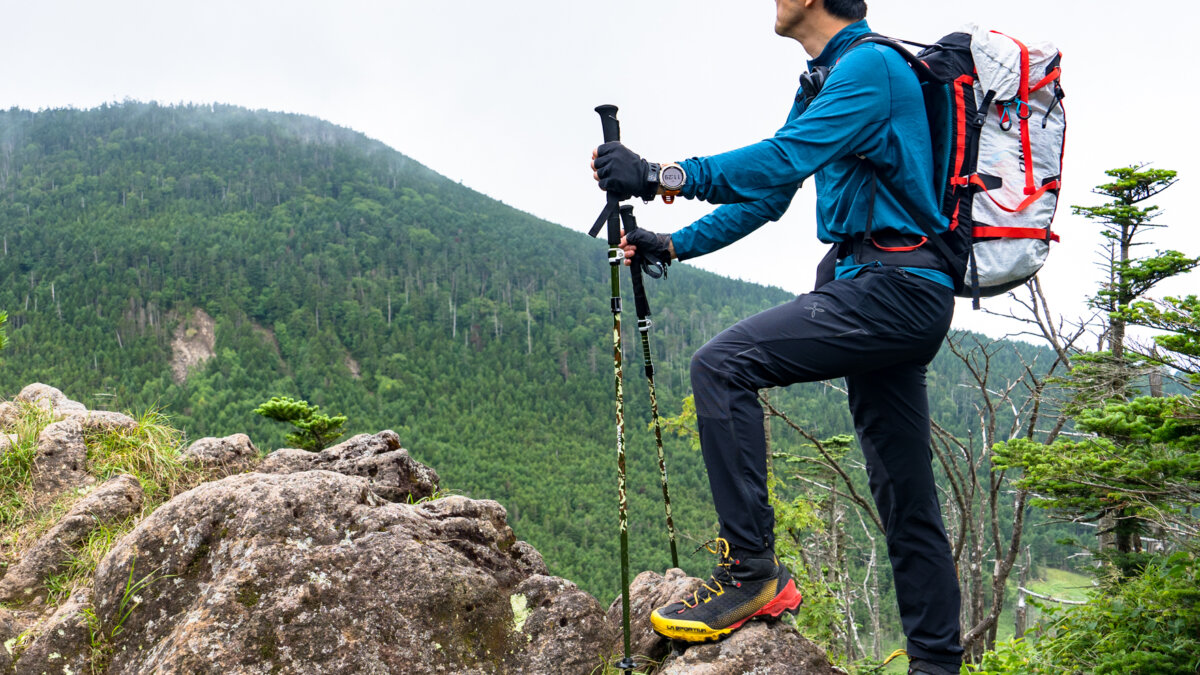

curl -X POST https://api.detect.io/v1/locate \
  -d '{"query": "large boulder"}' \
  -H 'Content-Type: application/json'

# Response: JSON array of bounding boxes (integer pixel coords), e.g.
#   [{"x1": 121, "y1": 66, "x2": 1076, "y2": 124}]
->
[
  {"x1": 260, "y1": 430, "x2": 439, "y2": 503},
  {"x1": 0, "y1": 475, "x2": 143, "y2": 603},
  {"x1": 88, "y1": 470, "x2": 569, "y2": 674}
]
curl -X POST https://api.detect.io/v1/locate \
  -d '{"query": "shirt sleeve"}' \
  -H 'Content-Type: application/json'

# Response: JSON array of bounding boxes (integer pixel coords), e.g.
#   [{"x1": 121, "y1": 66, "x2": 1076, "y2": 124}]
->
[
  {"x1": 670, "y1": 188, "x2": 797, "y2": 261},
  {"x1": 678, "y1": 47, "x2": 892, "y2": 205}
]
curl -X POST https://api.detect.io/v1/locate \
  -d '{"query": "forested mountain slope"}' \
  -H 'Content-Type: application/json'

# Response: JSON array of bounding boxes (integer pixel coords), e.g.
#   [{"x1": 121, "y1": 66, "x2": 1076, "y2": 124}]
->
[{"x1": 0, "y1": 103, "x2": 1053, "y2": 599}]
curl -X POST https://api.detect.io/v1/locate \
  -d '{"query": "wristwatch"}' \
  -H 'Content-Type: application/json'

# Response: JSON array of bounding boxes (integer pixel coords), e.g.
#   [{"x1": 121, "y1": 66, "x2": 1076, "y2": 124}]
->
[
  {"x1": 647, "y1": 162, "x2": 687, "y2": 204},
  {"x1": 658, "y1": 162, "x2": 686, "y2": 203}
]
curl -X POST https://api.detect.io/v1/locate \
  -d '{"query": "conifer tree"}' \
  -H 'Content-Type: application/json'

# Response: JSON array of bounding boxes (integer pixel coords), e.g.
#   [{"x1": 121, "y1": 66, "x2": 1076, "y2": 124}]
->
[
  {"x1": 254, "y1": 396, "x2": 347, "y2": 452},
  {"x1": 1070, "y1": 165, "x2": 1199, "y2": 400},
  {"x1": 997, "y1": 166, "x2": 1199, "y2": 564}
]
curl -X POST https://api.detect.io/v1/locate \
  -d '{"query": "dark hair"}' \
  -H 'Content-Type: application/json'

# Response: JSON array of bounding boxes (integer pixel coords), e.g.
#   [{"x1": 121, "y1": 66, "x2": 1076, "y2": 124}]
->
[{"x1": 823, "y1": 0, "x2": 867, "y2": 20}]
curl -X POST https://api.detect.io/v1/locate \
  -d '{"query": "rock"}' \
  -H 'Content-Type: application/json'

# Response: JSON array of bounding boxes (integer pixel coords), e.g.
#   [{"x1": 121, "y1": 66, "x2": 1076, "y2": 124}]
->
[
  {"x1": 14, "y1": 385, "x2": 86, "y2": 418},
  {"x1": 31, "y1": 420, "x2": 93, "y2": 507},
  {"x1": 607, "y1": 568, "x2": 839, "y2": 675},
  {"x1": 13, "y1": 588, "x2": 93, "y2": 675},
  {"x1": 509, "y1": 574, "x2": 615, "y2": 674},
  {"x1": 9, "y1": 384, "x2": 135, "y2": 433},
  {"x1": 89, "y1": 471, "x2": 560, "y2": 674},
  {"x1": 260, "y1": 430, "x2": 439, "y2": 503},
  {"x1": 658, "y1": 622, "x2": 840, "y2": 675},
  {"x1": 0, "y1": 607, "x2": 24, "y2": 673},
  {"x1": 0, "y1": 402, "x2": 19, "y2": 429},
  {"x1": 183, "y1": 433, "x2": 259, "y2": 476},
  {"x1": 605, "y1": 567, "x2": 704, "y2": 664},
  {"x1": 0, "y1": 475, "x2": 144, "y2": 603},
  {"x1": 63, "y1": 409, "x2": 139, "y2": 434},
  {"x1": 0, "y1": 434, "x2": 16, "y2": 454}
]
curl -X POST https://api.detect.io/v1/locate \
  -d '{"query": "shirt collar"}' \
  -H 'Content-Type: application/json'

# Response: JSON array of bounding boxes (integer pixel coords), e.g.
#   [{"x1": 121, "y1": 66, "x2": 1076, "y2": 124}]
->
[{"x1": 807, "y1": 20, "x2": 872, "y2": 70}]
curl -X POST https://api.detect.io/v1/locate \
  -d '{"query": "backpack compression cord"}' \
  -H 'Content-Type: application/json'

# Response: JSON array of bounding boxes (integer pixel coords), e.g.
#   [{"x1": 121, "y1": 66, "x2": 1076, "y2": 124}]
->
[{"x1": 593, "y1": 104, "x2": 637, "y2": 673}]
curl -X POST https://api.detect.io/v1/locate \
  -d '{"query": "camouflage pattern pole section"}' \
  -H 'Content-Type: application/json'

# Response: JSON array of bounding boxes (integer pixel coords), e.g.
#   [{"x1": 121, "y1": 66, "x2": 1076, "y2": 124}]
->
[
  {"x1": 593, "y1": 104, "x2": 636, "y2": 674},
  {"x1": 619, "y1": 205, "x2": 680, "y2": 569}
]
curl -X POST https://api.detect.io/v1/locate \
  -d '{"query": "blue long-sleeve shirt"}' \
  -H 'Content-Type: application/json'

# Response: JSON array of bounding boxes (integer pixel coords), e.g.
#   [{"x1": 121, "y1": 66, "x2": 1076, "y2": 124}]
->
[{"x1": 670, "y1": 21, "x2": 949, "y2": 285}]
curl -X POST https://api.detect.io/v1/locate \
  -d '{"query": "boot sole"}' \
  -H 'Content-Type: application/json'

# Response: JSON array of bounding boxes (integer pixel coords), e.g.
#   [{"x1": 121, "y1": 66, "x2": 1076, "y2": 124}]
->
[{"x1": 650, "y1": 578, "x2": 803, "y2": 643}]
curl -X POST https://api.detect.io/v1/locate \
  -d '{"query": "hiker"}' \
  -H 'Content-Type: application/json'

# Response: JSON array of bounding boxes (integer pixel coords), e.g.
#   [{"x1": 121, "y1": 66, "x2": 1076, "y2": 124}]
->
[{"x1": 589, "y1": 1, "x2": 963, "y2": 673}]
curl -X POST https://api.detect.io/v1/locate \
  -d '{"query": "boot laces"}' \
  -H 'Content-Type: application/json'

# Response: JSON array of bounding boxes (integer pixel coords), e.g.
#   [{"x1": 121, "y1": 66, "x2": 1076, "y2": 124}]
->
[{"x1": 683, "y1": 538, "x2": 740, "y2": 608}]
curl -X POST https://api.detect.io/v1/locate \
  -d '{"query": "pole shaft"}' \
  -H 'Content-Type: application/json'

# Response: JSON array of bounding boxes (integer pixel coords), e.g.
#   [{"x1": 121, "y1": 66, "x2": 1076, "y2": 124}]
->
[
  {"x1": 612, "y1": 260, "x2": 632, "y2": 660},
  {"x1": 641, "y1": 331, "x2": 679, "y2": 568}
]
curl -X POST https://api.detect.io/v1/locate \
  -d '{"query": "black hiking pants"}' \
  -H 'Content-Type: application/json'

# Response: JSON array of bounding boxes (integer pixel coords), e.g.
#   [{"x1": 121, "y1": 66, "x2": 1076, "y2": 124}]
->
[{"x1": 690, "y1": 265, "x2": 963, "y2": 666}]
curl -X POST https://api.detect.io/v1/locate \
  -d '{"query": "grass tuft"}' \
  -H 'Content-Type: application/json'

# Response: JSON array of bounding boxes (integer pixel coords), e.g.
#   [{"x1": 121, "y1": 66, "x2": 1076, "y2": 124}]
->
[{"x1": 0, "y1": 402, "x2": 208, "y2": 610}]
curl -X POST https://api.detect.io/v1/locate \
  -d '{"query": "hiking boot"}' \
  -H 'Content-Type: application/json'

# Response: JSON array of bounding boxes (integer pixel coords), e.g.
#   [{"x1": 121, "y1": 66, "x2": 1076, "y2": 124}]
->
[{"x1": 650, "y1": 538, "x2": 801, "y2": 642}]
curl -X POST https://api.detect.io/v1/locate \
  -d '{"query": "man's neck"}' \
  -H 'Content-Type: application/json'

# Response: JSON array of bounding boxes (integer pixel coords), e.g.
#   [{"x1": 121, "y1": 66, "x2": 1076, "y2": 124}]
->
[{"x1": 790, "y1": 15, "x2": 856, "y2": 59}]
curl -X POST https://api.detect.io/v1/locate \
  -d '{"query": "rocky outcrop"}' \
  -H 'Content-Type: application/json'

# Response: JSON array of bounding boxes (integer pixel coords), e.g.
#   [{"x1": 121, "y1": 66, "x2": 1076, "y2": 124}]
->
[
  {"x1": 0, "y1": 475, "x2": 144, "y2": 603},
  {"x1": 0, "y1": 383, "x2": 838, "y2": 674},
  {"x1": 260, "y1": 430, "x2": 440, "y2": 503},
  {"x1": 183, "y1": 433, "x2": 259, "y2": 477}
]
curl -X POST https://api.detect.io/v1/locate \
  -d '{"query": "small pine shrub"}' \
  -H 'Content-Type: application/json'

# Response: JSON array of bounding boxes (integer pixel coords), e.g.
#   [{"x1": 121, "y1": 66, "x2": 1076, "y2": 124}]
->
[{"x1": 253, "y1": 396, "x2": 346, "y2": 452}]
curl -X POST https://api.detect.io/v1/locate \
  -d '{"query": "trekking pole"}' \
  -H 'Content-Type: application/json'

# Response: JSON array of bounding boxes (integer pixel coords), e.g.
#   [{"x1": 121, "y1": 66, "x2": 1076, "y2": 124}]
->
[
  {"x1": 591, "y1": 104, "x2": 636, "y2": 674},
  {"x1": 618, "y1": 204, "x2": 680, "y2": 569}
]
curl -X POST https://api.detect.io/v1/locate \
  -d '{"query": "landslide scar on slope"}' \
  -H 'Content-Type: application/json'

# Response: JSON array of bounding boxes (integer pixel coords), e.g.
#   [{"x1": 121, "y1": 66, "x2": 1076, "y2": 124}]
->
[{"x1": 171, "y1": 309, "x2": 216, "y2": 383}]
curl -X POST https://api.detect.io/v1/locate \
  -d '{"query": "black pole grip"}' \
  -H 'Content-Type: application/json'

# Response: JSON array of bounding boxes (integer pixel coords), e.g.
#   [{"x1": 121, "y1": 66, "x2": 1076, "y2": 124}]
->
[
  {"x1": 619, "y1": 204, "x2": 639, "y2": 234},
  {"x1": 620, "y1": 206, "x2": 652, "y2": 321},
  {"x1": 595, "y1": 104, "x2": 620, "y2": 143},
  {"x1": 596, "y1": 105, "x2": 622, "y2": 246}
]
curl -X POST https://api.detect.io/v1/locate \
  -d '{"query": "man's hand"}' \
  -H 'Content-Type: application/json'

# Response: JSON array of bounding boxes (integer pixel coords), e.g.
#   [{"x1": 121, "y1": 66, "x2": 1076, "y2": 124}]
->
[
  {"x1": 592, "y1": 142, "x2": 657, "y2": 202},
  {"x1": 620, "y1": 228, "x2": 674, "y2": 270}
]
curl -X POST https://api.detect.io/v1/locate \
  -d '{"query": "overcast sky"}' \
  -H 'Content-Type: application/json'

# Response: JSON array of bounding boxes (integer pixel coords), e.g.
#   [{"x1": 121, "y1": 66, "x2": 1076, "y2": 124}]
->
[{"x1": 4, "y1": 0, "x2": 1197, "y2": 341}]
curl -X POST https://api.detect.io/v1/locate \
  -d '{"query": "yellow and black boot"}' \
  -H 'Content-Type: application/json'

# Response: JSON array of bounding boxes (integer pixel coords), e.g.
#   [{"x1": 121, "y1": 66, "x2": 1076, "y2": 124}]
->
[{"x1": 650, "y1": 538, "x2": 802, "y2": 642}]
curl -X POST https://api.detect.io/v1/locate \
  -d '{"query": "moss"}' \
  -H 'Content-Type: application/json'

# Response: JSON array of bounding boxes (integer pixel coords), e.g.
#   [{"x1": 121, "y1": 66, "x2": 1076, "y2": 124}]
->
[
  {"x1": 258, "y1": 631, "x2": 278, "y2": 660},
  {"x1": 237, "y1": 585, "x2": 261, "y2": 608}
]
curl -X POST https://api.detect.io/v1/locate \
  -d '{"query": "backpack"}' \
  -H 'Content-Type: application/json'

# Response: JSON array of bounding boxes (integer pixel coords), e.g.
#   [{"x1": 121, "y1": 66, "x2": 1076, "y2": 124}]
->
[{"x1": 859, "y1": 27, "x2": 1066, "y2": 308}]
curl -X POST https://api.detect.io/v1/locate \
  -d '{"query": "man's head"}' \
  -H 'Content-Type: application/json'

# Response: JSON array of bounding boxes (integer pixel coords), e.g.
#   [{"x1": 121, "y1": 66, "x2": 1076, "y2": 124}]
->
[{"x1": 774, "y1": 0, "x2": 865, "y2": 56}]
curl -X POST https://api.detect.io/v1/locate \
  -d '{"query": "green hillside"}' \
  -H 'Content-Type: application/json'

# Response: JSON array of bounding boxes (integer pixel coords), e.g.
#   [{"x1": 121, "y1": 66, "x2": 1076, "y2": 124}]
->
[
  {"x1": 0, "y1": 102, "x2": 797, "y2": 596},
  {"x1": 0, "y1": 102, "x2": 1065, "y2": 608}
]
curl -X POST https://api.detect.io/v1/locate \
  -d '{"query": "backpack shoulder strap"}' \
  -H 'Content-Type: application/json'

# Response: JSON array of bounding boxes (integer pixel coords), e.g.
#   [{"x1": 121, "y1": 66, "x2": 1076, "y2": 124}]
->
[
  {"x1": 848, "y1": 35, "x2": 940, "y2": 83},
  {"x1": 851, "y1": 35, "x2": 968, "y2": 288}
]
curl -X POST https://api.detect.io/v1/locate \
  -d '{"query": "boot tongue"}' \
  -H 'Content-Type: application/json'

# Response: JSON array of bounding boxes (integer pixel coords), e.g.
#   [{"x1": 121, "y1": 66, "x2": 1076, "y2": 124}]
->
[{"x1": 728, "y1": 549, "x2": 777, "y2": 582}]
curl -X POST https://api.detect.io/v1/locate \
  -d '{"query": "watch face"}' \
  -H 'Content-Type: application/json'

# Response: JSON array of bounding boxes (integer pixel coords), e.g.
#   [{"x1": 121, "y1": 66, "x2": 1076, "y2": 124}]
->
[{"x1": 661, "y1": 165, "x2": 685, "y2": 190}]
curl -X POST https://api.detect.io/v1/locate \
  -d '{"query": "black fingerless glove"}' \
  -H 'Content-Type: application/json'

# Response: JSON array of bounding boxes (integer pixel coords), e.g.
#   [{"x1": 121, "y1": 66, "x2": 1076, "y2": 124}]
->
[{"x1": 594, "y1": 142, "x2": 657, "y2": 202}]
